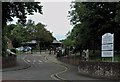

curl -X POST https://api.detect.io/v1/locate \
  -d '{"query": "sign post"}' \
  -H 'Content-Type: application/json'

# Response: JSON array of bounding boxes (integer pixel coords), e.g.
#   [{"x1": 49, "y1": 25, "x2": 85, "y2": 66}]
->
[{"x1": 101, "y1": 33, "x2": 114, "y2": 62}]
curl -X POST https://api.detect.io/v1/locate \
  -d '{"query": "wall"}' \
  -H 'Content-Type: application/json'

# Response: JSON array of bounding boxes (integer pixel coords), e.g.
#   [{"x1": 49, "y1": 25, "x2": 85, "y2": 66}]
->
[
  {"x1": 58, "y1": 56, "x2": 120, "y2": 80},
  {"x1": 2, "y1": 56, "x2": 17, "y2": 68},
  {"x1": 78, "y1": 61, "x2": 120, "y2": 80}
]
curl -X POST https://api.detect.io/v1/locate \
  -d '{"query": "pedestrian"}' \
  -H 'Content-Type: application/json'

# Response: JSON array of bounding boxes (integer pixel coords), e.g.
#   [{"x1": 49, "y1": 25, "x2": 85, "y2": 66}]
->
[
  {"x1": 49, "y1": 47, "x2": 52, "y2": 55},
  {"x1": 31, "y1": 47, "x2": 33, "y2": 54}
]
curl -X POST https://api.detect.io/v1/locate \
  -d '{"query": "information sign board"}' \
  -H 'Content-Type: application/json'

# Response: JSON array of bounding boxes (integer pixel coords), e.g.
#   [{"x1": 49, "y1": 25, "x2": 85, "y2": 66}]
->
[{"x1": 101, "y1": 33, "x2": 114, "y2": 57}]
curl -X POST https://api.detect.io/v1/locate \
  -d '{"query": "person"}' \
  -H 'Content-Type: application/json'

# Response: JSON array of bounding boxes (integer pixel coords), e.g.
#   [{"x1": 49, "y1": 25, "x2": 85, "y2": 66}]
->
[
  {"x1": 49, "y1": 47, "x2": 52, "y2": 55},
  {"x1": 56, "y1": 47, "x2": 62, "y2": 57},
  {"x1": 53, "y1": 47, "x2": 56, "y2": 55},
  {"x1": 64, "y1": 47, "x2": 67, "y2": 56},
  {"x1": 86, "y1": 49, "x2": 89, "y2": 61},
  {"x1": 31, "y1": 47, "x2": 33, "y2": 54},
  {"x1": 61, "y1": 48, "x2": 65, "y2": 56},
  {"x1": 83, "y1": 49, "x2": 89, "y2": 61}
]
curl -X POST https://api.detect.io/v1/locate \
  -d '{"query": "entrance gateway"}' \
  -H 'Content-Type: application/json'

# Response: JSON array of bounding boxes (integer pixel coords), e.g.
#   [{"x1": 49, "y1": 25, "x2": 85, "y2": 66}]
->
[{"x1": 101, "y1": 33, "x2": 114, "y2": 62}]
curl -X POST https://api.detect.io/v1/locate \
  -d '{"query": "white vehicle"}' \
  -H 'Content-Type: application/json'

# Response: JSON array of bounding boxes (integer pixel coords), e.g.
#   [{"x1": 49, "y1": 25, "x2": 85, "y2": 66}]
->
[
  {"x1": 16, "y1": 47, "x2": 24, "y2": 51},
  {"x1": 23, "y1": 46, "x2": 32, "y2": 52},
  {"x1": 7, "y1": 49, "x2": 15, "y2": 55}
]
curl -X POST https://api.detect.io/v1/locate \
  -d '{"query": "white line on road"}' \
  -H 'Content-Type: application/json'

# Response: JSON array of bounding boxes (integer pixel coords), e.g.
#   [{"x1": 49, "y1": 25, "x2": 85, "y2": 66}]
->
[
  {"x1": 33, "y1": 54, "x2": 42, "y2": 56},
  {"x1": 51, "y1": 74, "x2": 59, "y2": 80},
  {"x1": 38, "y1": 60, "x2": 42, "y2": 62},
  {"x1": 54, "y1": 65, "x2": 68, "y2": 80},
  {"x1": 50, "y1": 63, "x2": 68, "y2": 80},
  {"x1": 43, "y1": 54, "x2": 49, "y2": 63},
  {"x1": 27, "y1": 60, "x2": 31, "y2": 63},
  {"x1": 22, "y1": 55, "x2": 29, "y2": 64}
]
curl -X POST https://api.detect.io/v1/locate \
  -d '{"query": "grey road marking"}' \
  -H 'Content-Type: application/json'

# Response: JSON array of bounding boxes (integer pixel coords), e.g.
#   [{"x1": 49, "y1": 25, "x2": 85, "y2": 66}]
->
[
  {"x1": 27, "y1": 60, "x2": 31, "y2": 63},
  {"x1": 38, "y1": 60, "x2": 42, "y2": 62}
]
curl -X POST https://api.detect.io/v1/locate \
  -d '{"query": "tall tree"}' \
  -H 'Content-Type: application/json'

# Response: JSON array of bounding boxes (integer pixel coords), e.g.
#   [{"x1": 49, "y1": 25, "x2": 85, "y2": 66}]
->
[
  {"x1": 34, "y1": 23, "x2": 54, "y2": 53},
  {"x1": 10, "y1": 23, "x2": 28, "y2": 47},
  {"x1": 2, "y1": 2, "x2": 43, "y2": 56},
  {"x1": 68, "y1": 2, "x2": 120, "y2": 55}
]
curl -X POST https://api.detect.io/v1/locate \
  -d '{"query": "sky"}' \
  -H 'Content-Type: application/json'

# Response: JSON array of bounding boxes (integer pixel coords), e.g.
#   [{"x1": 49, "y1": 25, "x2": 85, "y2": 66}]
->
[{"x1": 8, "y1": 1, "x2": 74, "y2": 41}]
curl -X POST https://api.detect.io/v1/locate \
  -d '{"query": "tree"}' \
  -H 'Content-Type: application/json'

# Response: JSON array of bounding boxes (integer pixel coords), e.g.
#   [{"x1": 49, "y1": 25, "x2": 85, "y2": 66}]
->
[
  {"x1": 6, "y1": 20, "x2": 55, "y2": 50},
  {"x1": 2, "y1": 2, "x2": 43, "y2": 56},
  {"x1": 10, "y1": 23, "x2": 28, "y2": 47},
  {"x1": 34, "y1": 23, "x2": 54, "y2": 53},
  {"x1": 68, "y1": 2, "x2": 120, "y2": 56},
  {"x1": 2, "y1": 2, "x2": 42, "y2": 25},
  {"x1": 4, "y1": 24, "x2": 16, "y2": 39},
  {"x1": 25, "y1": 19, "x2": 36, "y2": 41}
]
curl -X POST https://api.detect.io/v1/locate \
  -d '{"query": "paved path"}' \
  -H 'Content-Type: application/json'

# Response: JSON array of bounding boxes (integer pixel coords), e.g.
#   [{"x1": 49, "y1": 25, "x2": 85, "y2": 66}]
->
[{"x1": 2, "y1": 51, "x2": 99, "y2": 82}]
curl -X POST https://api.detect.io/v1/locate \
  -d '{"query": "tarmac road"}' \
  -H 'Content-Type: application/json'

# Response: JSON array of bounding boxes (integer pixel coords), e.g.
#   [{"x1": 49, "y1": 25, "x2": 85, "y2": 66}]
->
[{"x1": 2, "y1": 51, "x2": 99, "y2": 82}]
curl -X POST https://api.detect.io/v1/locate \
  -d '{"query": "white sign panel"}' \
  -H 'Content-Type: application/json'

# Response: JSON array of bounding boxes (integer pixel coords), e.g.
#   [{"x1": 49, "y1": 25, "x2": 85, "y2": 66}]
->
[
  {"x1": 102, "y1": 51, "x2": 113, "y2": 57},
  {"x1": 102, "y1": 33, "x2": 114, "y2": 44},
  {"x1": 102, "y1": 44, "x2": 113, "y2": 51},
  {"x1": 101, "y1": 33, "x2": 114, "y2": 57}
]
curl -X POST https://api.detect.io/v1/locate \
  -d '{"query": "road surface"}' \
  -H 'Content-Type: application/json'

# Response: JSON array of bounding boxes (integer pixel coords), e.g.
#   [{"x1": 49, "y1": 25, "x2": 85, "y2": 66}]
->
[{"x1": 2, "y1": 51, "x2": 98, "y2": 81}]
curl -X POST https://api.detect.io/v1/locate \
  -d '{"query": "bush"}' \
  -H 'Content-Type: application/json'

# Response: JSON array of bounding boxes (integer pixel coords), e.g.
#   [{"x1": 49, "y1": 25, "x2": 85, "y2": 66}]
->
[{"x1": 10, "y1": 48, "x2": 17, "y2": 53}]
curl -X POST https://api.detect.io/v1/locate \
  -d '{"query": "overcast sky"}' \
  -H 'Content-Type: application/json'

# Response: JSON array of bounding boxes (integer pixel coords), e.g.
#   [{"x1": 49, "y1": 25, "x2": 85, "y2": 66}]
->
[{"x1": 9, "y1": 1, "x2": 73, "y2": 41}]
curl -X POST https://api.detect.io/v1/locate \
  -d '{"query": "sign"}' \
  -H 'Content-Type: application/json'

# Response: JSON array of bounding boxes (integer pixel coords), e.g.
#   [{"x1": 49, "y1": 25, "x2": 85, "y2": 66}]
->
[
  {"x1": 102, "y1": 33, "x2": 114, "y2": 44},
  {"x1": 101, "y1": 33, "x2": 114, "y2": 57},
  {"x1": 102, "y1": 44, "x2": 113, "y2": 51},
  {"x1": 102, "y1": 51, "x2": 113, "y2": 57}
]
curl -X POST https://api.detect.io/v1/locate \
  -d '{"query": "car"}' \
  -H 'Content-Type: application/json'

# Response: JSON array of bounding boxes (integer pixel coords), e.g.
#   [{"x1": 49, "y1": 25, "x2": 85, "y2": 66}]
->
[
  {"x1": 7, "y1": 49, "x2": 16, "y2": 56},
  {"x1": 16, "y1": 47, "x2": 24, "y2": 51},
  {"x1": 23, "y1": 46, "x2": 32, "y2": 52}
]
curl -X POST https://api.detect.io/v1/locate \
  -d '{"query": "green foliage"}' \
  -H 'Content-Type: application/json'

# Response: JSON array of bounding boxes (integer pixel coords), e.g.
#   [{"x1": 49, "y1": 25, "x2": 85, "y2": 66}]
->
[
  {"x1": 10, "y1": 48, "x2": 17, "y2": 53},
  {"x1": 5, "y1": 24, "x2": 16, "y2": 38},
  {"x1": 2, "y1": 36, "x2": 8, "y2": 57},
  {"x1": 2, "y1": 2, "x2": 43, "y2": 56},
  {"x1": 10, "y1": 23, "x2": 28, "y2": 47},
  {"x1": 68, "y1": 2, "x2": 120, "y2": 52},
  {"x1": 63, "y1": 24, "x2": 80, "y2": 48},
  {"x1": 2, "y1": 2, "x2": 43, "y2": 25},
  {"x1": 6, "y1": 20, "x2": 55, "y2": 49},
  {"x1": 34, "y1": 23, "x2": 54, "y2": 43},
  {"x1": 63, "y1": 38, "x2": 74, "y2": 47}
]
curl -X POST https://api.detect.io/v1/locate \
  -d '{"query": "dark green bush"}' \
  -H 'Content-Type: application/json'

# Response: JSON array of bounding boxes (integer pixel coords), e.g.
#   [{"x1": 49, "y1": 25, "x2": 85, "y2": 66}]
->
[{"x1": 10, "y1": 48, "x2": 17, "y2": 53}]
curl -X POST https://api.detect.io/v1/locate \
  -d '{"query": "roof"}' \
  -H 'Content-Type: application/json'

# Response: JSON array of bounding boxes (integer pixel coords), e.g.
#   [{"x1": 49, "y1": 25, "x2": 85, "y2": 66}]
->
[
  {"x1": 52, "y1": 40, "x2": 62, "y2": 44},
  {"x1": 21, "y1": 40, "x2": 37, "y2": 44}
]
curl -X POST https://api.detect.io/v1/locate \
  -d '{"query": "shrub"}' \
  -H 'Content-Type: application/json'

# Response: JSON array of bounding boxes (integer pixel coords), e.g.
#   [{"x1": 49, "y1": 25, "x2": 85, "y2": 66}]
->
[{"x1": 10, "y1": 48, "x2": 17, "y2": 53}]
